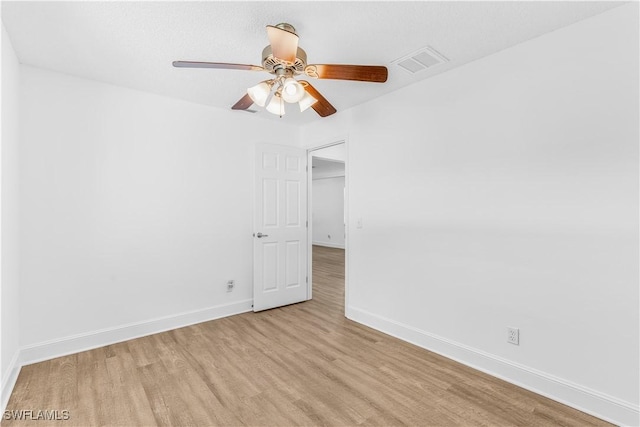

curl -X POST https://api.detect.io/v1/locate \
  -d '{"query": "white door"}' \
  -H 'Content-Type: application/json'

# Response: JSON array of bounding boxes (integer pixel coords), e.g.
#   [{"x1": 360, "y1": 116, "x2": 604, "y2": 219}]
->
[{"x1": 253, "y1": 143, "x2": 308, "y2": 312}]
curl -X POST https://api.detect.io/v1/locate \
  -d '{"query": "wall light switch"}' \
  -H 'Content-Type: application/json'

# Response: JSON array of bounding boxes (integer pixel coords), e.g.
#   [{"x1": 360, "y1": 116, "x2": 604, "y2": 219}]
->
[{"x1": 356, "y1": 218, "x2": 363, "y2": 229}]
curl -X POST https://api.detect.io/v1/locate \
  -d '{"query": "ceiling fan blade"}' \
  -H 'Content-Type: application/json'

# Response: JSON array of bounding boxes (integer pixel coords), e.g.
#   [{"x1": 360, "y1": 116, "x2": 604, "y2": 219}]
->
[
  {"x1": 231, "y1": 93, "x2": 254, "y2": 110},
  {"x1": 305, "y1": 64, "x2": 388, "y2": 83},
  {"x1": 266, "y1": 25, "x2": 299, "y2": 64},
  {"x1": 173, "y1": 61, "x2": 264, "y2": 71},
  {"x1": 299, "y1": 81, "x2": 337, "y2": 117}
]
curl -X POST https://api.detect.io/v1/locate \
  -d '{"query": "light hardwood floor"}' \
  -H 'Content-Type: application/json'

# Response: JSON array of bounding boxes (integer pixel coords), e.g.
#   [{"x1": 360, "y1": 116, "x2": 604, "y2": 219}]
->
[{"x1": 5, "y1": 246, "x2": 610, "y2": 426}]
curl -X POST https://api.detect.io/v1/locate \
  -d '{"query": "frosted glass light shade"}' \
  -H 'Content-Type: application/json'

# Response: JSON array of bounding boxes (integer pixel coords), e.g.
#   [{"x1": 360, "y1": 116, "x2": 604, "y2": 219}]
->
[
  {"x1": 247, "y1": 82, "x2": 271, "y2": 107},
  {"x1": 266, "y1": 95, "x2": 286, "y2": 116},
  {"x1": 281, "y1": 78, "x2": 305, "y2": 103},
  {"x1": 298, "y1": 91, "x2": 318, "y2": 112}
]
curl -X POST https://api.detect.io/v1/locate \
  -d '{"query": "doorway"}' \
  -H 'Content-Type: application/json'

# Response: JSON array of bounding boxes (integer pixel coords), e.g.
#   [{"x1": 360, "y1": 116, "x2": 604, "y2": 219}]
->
[{"x1": 307, "y1": 142, "x2": 346, "y2": 314}]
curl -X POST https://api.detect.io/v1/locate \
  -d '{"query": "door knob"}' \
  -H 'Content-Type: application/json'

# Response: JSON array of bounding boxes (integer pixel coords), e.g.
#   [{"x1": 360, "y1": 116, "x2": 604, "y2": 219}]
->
[{"x1": 256, "y1": 232, "x2": 269, "y2": 238}]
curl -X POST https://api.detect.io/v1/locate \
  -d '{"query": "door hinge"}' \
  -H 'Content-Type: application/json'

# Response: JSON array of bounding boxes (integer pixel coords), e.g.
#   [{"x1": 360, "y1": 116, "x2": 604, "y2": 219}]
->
[
  {"x1": 306, "y1": 165, "x2": 308, "y2": 172},
  {"x1": 306, "y1": 276, "x2": 308, "y2": 283},
  {"x1": 306, "y1": 220, "x2": 308, "y2": 228}
]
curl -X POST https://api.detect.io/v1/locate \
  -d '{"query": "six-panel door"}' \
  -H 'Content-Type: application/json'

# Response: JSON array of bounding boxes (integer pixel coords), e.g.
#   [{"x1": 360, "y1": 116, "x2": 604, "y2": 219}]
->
[{"x1": 253, "y1": 143, "x2": 308, "y2": 312}]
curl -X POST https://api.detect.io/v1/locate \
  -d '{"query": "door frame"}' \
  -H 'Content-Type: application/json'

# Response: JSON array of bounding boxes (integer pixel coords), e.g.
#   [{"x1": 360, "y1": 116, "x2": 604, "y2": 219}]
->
[{"x1": 306, "y1": 136, "x2": 349, "y2": 314}]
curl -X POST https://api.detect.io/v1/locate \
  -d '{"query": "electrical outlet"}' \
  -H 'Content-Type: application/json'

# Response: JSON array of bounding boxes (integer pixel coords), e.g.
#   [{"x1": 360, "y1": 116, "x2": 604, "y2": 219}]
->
[
  {"x1": 227, "y1": 280, "x2": 234, "y2": 292},
  {"x1": 507, "y1": 327, "x2": 519, "y2": 345}
]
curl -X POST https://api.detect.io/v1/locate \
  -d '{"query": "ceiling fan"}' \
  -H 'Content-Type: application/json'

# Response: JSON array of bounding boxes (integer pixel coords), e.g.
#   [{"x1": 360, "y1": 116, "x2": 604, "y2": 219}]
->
[{"x1": 173, "y1": 23, "x2": 388, "y2": 118}]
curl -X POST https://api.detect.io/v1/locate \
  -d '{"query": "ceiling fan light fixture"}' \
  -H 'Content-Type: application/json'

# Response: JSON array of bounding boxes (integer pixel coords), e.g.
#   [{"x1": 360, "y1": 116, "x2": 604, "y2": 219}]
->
[
  {"x1": 247, "y1": 81, "x2": 272, "y2": 107},
  {"x1": 281, "y1": 78, "x2": 305, "y2": 103},
  {"x1": 299, "y1": 91, "x2": 318, "y2": 112},
  {"x1": 174, "y1": 21, "x2": 388, "y2": 118},
  {"x1": 266, "y1": 94, "x2": 286, "y2": 117}
]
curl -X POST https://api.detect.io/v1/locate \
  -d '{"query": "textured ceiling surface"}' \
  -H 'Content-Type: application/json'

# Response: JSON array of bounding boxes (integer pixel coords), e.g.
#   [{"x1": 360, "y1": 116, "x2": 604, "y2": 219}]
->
[{"x1": 1, "y1": 1, "x2": 623, "y2": 125}]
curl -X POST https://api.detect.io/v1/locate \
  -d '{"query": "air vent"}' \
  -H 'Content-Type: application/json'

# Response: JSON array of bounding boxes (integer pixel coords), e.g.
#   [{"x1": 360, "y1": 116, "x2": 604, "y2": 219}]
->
[{"x1": 392, "y1": 46, "x2": 448, "y2": 74}]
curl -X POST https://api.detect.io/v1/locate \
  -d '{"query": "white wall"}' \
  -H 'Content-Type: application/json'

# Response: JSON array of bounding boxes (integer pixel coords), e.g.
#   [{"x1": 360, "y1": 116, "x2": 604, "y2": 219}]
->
[
  {"x1": 1, "y1": 23, "x2": 21, "y2": 408},
  {"x1": 18, "y1": 65, "x2": 296, "y2": 359},
  {"x1": 302, "y1": 4, "x2": 639, "y2": 425},
  {"x1": 312, "y1": 176, "x2": 345, "y2": 249}
]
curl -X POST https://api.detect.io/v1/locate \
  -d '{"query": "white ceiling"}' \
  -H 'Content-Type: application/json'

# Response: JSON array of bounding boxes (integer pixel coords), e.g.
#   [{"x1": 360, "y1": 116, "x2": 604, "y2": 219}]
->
[{"x1": 1, "y1": 1, "x2": 623, "y2": 126}]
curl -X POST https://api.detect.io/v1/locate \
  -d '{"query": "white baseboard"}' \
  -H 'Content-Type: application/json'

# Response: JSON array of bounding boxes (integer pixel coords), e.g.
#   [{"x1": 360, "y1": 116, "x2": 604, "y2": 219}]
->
[
  {"x1": 312, "y1": 241, "x2": 345, "y2": 249},
  {"x1": 20, "y1": 299, "x2": 253, "y2": 366},
  {"x1": 1, "y1": 349, "x2": 21, "y2": 412},
  {"x1": 3, "y1": 300, "x2": 252, "y2": 412},
  {"x1": 348, "y1": 306, "x2": 639, "y2": 427}
]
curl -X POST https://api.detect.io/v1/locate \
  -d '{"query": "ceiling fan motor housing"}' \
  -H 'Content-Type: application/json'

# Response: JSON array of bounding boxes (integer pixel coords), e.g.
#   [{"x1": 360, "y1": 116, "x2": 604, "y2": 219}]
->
[{"x1": 261, "y1": 45, "x2": 307, "y2": 74}]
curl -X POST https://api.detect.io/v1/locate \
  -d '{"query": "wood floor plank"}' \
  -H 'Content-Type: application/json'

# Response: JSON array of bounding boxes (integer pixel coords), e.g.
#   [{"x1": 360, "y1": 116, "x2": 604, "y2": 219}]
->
[{"x1": 4, "y1": 246, "x2": 611, "y2": 426}]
